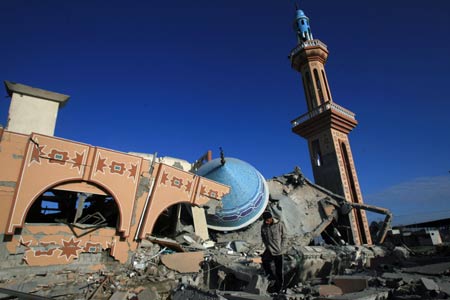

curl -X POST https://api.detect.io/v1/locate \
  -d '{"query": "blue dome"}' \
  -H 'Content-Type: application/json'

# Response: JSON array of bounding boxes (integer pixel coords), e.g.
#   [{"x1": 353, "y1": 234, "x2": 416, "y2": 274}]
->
[
  {"x1": 294, "y1": 8, "x2": 313, "y2": 42},
  {"x1": 196, "y1": 157, "x2": 269, "y2": 231},
  {"x1": 296, "y1": 9, "x2": 306, "y2": 18}
]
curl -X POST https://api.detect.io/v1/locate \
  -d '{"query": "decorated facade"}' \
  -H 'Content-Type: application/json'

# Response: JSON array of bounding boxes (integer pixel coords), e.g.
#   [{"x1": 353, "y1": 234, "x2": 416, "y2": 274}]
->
[{"x1": 0, "y1": 81, "x2": 230, "y2": 266}]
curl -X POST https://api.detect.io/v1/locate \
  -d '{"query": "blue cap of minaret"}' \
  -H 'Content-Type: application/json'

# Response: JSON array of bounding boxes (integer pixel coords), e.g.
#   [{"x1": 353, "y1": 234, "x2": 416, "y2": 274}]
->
[{"x1": 294, "y1": 6, "x2": 313, "y2": 43}]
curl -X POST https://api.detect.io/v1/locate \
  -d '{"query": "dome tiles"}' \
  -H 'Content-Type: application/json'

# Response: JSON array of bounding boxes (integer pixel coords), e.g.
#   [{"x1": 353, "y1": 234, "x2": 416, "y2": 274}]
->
[{"x1": 196, "y1": 157, "x2": 269, "y2": 231}]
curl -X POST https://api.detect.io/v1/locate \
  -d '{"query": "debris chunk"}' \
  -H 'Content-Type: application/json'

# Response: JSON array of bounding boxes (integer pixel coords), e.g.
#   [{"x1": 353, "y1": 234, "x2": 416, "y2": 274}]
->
[{"x1": 160, "y1": 251, "x2": 204, "y2": 273}]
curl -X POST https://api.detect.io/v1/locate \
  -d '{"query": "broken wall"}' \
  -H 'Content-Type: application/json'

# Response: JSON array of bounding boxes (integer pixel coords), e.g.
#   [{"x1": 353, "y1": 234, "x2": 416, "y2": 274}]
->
[
  {"x1": 0, "y1": 130, "x2": 28, "y2": 235},
  {"x1": 0, "y1": 130, "x2": 229, "y2": 267}
]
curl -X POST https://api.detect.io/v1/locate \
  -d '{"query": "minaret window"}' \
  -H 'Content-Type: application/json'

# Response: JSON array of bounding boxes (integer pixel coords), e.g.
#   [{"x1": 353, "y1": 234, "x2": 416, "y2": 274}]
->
[
  {"x1": 314, "y1": 69, "x2": 325, "y2": 104},
  {"x1": 321, "y1": 70, "x2": 331, "y2": 101},
  {"x1": 312, "y1": 139, "x2": 322, "y2": 167},
  {"x1": 302, "y1": 76, "x2": 312, "y2": 110},
  {"x1": 305, "y1": 71, "x2": 317, "y2": 108}
]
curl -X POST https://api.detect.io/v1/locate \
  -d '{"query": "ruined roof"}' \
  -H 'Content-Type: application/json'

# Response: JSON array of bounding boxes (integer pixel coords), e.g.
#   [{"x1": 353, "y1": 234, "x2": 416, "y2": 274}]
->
[{"x1": 4, "y1": 80, "x2": 70, "y2": 107}]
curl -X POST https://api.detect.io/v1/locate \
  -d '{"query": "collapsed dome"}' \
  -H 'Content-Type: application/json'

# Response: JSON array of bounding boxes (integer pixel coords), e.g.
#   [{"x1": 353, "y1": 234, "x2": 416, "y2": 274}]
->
[{"x1": 196, "y1": 157, "x2": 269, "y2": 231}]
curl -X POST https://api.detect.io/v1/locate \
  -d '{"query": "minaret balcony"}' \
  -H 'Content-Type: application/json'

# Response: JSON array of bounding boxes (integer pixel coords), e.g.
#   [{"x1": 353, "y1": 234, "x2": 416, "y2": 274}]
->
[
  {"x1": 290, "y1": 39, "x2": 328, "y2": 58},
  {"x1": 291, "y1": 101, "x2": 358, "y2": 137}
]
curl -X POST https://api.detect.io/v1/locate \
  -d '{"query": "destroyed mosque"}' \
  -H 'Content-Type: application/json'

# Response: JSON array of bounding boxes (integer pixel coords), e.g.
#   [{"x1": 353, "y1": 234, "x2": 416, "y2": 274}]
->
[{"x1": 0, "y1": 5, "x2": 449, "y2": 300}]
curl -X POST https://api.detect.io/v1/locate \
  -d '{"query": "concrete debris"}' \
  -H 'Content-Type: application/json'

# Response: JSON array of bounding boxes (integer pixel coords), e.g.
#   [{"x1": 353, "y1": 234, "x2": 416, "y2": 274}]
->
[
  {"x1": 332, "y1": 276, "x2": 369, "y2": 294},
  {"x1": 318, "y1": 285, "x2": 343, "y2": 297},
  {"x1": 172, "y1": 285, "x2": 227, "y2": 300},
  {"x1": 160, "y1": 251, "x2": 204, "y2": 273},
  {"x1": 0, "y1": 238, "x2": 447, "y2": 300},
  {"x1": 218, "y1": 290, "x2": 273, "y2": 300},
  {"x1": 315, "y1": 288, "x2": 389, "y2": 300},
  {"x1": 229, "y1": 240, "x2": 251, "y2": 254},
  {"x1": 402, "y1": 261, "x2": 450, "y2": 275},
  {"x1": 109, "y1": 291, "x2": 128, "y2": 300},
  {"x1": 393, "y1": 247, "x2": 410, "y2": 261},
  {"x1": 0, "y1": 169, "x2": 448, "y2": 300},
  {"x1": 137, "y1": 287, "x2": 161, "y2": 300},
  {"x1": 420, "y1": 277, "x2": 439, "y2": 292},
  {"x1": 436, "y1": 280, "x2": 450, "y2": 296}
]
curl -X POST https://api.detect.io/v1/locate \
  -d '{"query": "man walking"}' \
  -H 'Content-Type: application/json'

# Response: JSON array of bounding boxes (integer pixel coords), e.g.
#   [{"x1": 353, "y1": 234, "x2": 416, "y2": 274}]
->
[{"x1": 261, "y1": 210, "x2": 286, "y2": 293}]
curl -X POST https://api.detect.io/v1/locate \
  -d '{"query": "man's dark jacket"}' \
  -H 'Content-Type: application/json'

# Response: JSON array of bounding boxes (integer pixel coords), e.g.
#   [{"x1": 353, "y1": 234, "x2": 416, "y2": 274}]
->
[{"x1": 261, "y1": 219, "x2": 286, "y2": 256}]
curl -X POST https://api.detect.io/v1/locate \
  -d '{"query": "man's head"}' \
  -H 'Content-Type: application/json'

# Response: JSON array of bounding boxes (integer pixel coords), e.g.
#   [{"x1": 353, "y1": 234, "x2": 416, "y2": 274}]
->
[{"x1": 262, "y1": 211, "x2": 273, "y2": 225}]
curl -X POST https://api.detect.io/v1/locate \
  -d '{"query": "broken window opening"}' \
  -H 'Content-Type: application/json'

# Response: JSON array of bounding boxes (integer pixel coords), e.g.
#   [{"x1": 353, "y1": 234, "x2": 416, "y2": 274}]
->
[
  {"x1": 152, "y1": 203, "x2": 194, "y2": 238},
  {"x1": 26, "y1": 188, "x2": 119, "y2": 228}
]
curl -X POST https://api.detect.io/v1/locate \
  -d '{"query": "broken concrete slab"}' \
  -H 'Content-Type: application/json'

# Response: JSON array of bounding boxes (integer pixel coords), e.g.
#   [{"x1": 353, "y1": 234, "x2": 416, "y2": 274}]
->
[
  {"x1": 160, "y1": 251, "x2": 204, "y2": 273},
  {"x1": 137, "y1": 287, "x2": 160, "y2": 300},
  {"x1": 192, "y1": 206, "x2": 210, "y2": 241},
  {"x1": 319, "y1": 284, "x2": 343, "y2": 297},
  {"x1": 218, "y1": 291, "x2": 272, "y2": 300},
  {"x1": 148, "y1": 236, "x2": 185, "y2": 252},
  {"x1": 109, "y1": 291, "x2": 128, "y2": 300},
  {"x1": 243, "y1": 275, "x2": 269, "y2": 295},
  {"x1": 172, "y1": 286, "x2": 227, "y2": 300},
  {"x1": 420, "y1": 277, "x2": 439, "y2": 292},
  {"x1": 0, "y1": 287, "x2": 53, "y2": 300},
  {"x1": 381, "y1": 272, "x2": 421, "y2": 283},
  {"x1": 332, "y1": 276, "x2": 369, "y2": 294},
  {"x1": 436, "y1": 279, "x2": 450, "y2": 296},
  {"x1": 230, "y1": 240, "x2": 250, "y2": 253},
  {"x1": 402, "y1": 261, "x2": 450, "y2": 275},
  {"x1": 315, "y1": 288, "x2": 389, "y2": 300}
]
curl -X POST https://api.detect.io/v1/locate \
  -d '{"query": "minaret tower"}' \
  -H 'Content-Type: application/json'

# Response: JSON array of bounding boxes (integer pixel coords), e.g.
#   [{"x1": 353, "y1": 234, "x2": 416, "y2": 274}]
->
[{"x1": 290, "y1": 6, "x2": 372, "y2": 245}]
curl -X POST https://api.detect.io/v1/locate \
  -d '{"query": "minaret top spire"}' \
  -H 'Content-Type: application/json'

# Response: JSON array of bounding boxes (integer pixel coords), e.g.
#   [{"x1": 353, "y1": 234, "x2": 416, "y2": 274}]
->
[{"x1": 294, "y1": 3, "x2": 313, "y2": 44}]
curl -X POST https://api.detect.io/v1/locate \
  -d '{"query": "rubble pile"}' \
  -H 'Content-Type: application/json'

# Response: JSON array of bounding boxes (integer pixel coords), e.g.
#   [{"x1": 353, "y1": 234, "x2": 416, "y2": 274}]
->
[
  {"x1": 0, "y1": 170, "x2": 448, "y2": 300},
  {"x1": 1, "y1": 240, "x2": 449, "y2": 299}
]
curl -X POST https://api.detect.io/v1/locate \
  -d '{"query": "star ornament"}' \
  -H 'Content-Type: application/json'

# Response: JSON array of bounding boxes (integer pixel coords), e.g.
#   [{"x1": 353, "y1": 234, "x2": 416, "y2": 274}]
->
[
  {"x1": 71, "y1": 151, "x2": 85, "y2": 171},
  {"x1": 96, "y1": 156, "x2": 107, "y2": 174},
  {"x1": 59, "y1": 237, "x2": 82, "y2": 260},
  {"x1": 30, "y1": 144, "x2": 45, "y2": 165}
]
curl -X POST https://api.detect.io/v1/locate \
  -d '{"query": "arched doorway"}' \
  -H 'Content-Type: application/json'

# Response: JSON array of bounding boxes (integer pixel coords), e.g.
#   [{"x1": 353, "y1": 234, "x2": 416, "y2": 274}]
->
[
  {"x1": 151, "y1": 203, "x2": 194, "y2": 238},
  {"x1": 25, "y1": 182, "x2": 120, "y2": 230}
]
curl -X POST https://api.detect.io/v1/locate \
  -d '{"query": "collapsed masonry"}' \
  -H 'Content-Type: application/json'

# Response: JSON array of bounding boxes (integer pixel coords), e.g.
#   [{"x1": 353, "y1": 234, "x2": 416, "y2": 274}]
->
[{"x1": 0, "y1": 169, "x2": 449, "y2": 300}]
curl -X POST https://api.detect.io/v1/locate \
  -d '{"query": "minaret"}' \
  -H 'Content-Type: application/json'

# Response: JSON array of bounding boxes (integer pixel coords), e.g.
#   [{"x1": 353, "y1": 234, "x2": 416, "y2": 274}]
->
[{"x1": 289, "y1": 7, "x2": 372, "y2": 245}]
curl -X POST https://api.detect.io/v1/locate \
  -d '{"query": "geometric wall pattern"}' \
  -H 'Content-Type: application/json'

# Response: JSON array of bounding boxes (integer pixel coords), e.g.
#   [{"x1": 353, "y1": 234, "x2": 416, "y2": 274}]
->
[
  {"x1": 6, "y1": 133, "x2": 142, "y2": 237},
  {"x1": 138, "y1": 163, "x2": 230, "y2": 239}
]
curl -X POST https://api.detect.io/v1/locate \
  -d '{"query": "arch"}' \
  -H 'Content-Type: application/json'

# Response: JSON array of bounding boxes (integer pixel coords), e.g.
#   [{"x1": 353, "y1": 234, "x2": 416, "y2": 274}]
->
[
  {"x1": 25, "y1": 181, "x2": 121, "y2": 229},
  {"x1": 150, "y1": 202, "x2": 194, "y2": 237},
  {"x1": 7, "y1": 176, "x2": 129, "y2": 237},
  {"x1": 137, "y1": 163, "x2": 230, "y2": 240},
  {"x1": 150, "y1": 195, "x2": 212, "y2": 235},
  {"x1": 143, "y1": 199, "x2": 208, "y2": 239},
  {"x1": 6, "y1": 135, "x2": 143, "y2": 238}
]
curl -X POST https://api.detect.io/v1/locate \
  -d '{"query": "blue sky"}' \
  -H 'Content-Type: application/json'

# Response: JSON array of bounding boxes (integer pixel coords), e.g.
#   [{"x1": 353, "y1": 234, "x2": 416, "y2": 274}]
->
[{"x1": 1, "y1": 1, "x2": 449, "y2": 224}]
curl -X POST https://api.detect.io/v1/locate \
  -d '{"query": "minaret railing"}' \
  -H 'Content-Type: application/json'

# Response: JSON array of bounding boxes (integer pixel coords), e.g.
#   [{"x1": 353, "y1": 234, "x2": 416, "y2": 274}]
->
[
  {"x1": 290, "y1": 39, "x2": 328, "y2": 58},
  {"x1": 291, "y1": 101, "x2": 356, "y2": 127}
]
